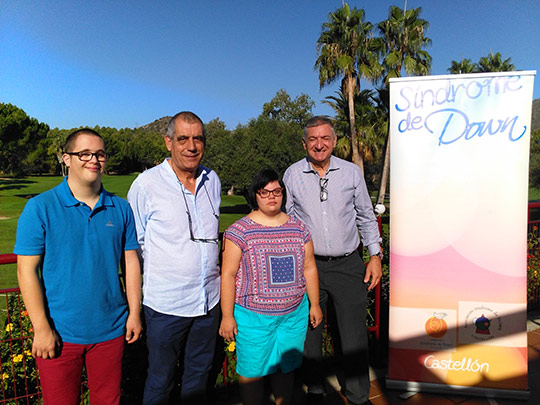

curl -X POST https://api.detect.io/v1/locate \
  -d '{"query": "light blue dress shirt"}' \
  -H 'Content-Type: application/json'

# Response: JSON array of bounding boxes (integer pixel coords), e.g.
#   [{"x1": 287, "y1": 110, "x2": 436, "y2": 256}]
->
[
  {"x1": 284, "y1": 156, "x2": 381, "y2": 257},
  {"x1": 127, "y1": 159, "x2": 221, "y2": 317}
]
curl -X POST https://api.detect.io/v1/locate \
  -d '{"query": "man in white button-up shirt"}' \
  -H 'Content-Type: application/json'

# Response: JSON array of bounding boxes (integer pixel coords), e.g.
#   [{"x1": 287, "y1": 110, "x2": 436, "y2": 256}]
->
[{"x1": 128, "y1": 111, "x2": 221, "y2": 404}]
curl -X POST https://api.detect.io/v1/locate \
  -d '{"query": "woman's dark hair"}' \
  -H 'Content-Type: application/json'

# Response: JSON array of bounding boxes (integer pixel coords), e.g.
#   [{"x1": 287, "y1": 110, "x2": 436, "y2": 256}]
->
[{"x1": 247, "y1": 169, "x2": 287, "y2": 211}]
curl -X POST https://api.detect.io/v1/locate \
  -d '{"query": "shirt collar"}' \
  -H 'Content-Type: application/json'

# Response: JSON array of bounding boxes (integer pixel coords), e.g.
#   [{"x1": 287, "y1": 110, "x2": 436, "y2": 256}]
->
[
  {"x1": 302, "y1": 155, "x2": 340, "y2": 175},
  {"x1": 161, "y1": 158, "x2": 211, "y2": 192},
  {"x1": 57, "y1": 176, "x2": 112, "y2": 208}
]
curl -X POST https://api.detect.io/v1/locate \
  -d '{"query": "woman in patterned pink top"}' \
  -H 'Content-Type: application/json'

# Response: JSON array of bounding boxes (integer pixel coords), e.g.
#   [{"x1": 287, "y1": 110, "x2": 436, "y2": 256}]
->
[{"x1": 219, "y1": 169, "x2": 322, "y2": 405}]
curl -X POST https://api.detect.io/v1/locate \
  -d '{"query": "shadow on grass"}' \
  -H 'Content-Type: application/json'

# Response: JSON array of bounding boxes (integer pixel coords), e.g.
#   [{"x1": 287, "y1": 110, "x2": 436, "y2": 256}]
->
[
  {"x1": 220, "y1": 204, "x2": 251, "y2": 214},
  {"x1": 0, "y1": 178, "x2": 36, "y2": 191},
  {"x1": 14, "y1": 194, "x2": 39, "y2": 199}
]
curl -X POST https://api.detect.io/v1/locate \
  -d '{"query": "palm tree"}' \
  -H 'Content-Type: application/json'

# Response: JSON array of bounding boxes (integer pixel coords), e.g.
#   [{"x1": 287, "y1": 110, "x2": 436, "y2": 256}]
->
[
  {"x1": 376, "y1": 5, "x2": 431, "y2": 85},
  {"x1": 315, "y1": 3, "x2": 380, "y2": 171},
  {"x1": 448, "y1": 57, "x2": 477, "y2": 74},
  {"x1": 476, "y1": 51, "x2": 515, "y2": 72},
  {"x1": 375, "y1": 4, "x2": 432, "y2": 207},
  {"x1": 323, "y1": 86, "x2": 386, "y2": 166}
]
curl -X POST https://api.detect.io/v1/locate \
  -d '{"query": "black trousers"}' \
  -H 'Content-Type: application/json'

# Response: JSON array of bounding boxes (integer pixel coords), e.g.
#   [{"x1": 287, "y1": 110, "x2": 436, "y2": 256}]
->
[{"x1": 303, "y1": 251, "x2": 369, "y2": 404}]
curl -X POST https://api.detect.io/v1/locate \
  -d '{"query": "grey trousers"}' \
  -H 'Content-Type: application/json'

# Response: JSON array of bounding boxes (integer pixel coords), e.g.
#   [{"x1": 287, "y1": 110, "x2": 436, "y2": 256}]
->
[{"x1": 302, "y1": 251, "x2": 369, "y2": 405}]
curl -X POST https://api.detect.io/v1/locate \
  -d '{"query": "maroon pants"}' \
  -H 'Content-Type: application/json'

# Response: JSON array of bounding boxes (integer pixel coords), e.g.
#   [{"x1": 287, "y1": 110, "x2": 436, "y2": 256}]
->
[{"x1": 36, "y1": 335, "x2": 124, "y2": 405}]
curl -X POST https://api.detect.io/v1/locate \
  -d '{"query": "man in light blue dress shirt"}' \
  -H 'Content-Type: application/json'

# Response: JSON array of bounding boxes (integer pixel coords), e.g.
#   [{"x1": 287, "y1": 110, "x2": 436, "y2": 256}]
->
[
  {"x1": 283, "y1": 116, "x2": 382, "y2": 405},
  {"x1": 127, "y1": 111, "x2": 221, "y2": 404}
]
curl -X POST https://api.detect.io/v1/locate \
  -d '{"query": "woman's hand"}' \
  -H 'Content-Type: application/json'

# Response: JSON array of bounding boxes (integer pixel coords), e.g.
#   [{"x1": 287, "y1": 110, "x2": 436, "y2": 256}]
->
[
  {"x1": 309, "y1": 304, "x2": 323, "y2": 329},
  {"x1": 219, "y1": 316, "x2": 238, "y2": 341}
]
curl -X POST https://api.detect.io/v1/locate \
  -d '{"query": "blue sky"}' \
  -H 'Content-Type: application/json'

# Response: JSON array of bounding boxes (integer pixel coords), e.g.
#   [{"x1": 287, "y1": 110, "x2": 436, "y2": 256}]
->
[{"x1": 1, "y1": 0, "x2": 539, "y2": 130}]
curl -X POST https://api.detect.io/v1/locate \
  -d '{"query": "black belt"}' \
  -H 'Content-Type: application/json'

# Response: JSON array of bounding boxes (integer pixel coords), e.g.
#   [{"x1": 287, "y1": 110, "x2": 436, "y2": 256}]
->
[{"x1": 314, "y1": 251, "x2": 355, "y2": 262}]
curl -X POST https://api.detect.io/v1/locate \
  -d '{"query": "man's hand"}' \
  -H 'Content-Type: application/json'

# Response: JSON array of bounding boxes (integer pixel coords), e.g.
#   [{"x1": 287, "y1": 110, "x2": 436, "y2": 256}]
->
[
  {"x1": 32, "y1": 326, "x2": 60, "y2": 359},
  {"x1": 125, "y1": 312, "x2": 143, "y2": 344},
  {"x1": 364, "y1": 255, "x2": 382, "y2": 290}
]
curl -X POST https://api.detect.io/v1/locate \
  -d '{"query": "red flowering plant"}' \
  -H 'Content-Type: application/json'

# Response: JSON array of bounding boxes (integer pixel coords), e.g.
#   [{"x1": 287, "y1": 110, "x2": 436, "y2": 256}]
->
[
  {"x1": 0, "y1": 294, "x2": 40, "y2": 403},
  {"x1": 0, "y1": 296, "x2": 91, "y2": 404},
  {"x1": 215, "y1": 340, "x2": 238, "y2": 385}
]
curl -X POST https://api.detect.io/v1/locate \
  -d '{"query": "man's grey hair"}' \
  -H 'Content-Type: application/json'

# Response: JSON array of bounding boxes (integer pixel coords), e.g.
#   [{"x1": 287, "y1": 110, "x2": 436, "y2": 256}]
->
[
  {"x1": 303, "y1": 116, "x2": 336, "y2": 139},
  {"x1": 166, "y1": 111, "x2": 205, "y2": 140}
]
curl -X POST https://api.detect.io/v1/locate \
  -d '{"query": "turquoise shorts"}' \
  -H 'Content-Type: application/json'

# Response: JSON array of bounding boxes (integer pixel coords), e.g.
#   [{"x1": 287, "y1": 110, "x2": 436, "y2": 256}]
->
[{"x1": 234, "y1": 294, "x2": 309, "y2": 378}]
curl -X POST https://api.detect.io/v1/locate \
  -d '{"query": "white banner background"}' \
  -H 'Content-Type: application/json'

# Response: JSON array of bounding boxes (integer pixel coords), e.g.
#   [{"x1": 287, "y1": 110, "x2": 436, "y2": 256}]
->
[{"x1": 387, "y1": 71, "x2": 535, "y2": 396}]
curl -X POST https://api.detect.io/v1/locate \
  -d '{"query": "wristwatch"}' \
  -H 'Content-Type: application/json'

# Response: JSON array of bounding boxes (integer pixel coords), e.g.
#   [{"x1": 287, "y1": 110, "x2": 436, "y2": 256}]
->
[{"x1": 372, "y1": 251, "x2": 384, "y2": 261}]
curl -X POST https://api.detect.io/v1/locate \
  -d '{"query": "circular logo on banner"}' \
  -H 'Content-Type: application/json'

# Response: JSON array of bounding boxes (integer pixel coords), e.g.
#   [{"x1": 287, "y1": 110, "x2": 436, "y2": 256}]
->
[
  {"x1": 425, "y1": 312, "x2": 448, "y2": 338},
  {"x1": 464, "y1": 305, "x2": 501, "y2": 342}
]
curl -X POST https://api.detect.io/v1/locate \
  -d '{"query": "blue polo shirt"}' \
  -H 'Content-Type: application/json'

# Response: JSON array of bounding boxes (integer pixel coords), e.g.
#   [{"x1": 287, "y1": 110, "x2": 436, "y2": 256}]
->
[{"x1": 14, "y1": 177, "x2": 139, "y2": 344}]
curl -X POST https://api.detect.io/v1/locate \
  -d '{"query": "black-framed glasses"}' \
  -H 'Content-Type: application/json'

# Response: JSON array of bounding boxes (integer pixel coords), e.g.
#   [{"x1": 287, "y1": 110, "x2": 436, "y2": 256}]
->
[
  {"x1": 65, "y1": 151, "x2": 109, "y2": 162},
  {"x1": 181, "y1": 183, "x2": 219, "y2": 244},
  {"x1": 257, "y1": 188, "x2": 283, "y2": 198},
  {"x1": 320, "y1": 178, "x2": 328, "y2": 202}
]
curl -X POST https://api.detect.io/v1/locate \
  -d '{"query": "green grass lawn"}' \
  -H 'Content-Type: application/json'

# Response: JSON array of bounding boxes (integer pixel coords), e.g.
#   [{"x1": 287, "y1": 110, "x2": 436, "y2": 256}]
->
[
  {"x1": 530, "y1": 188, "x2": 540, "y2": 201},
  {"x1": 0, "y1": 175, "x2": 249, "y2": 289},
  {"x1": 3, "y1": 175, "x2": 540, "y2": 288}
]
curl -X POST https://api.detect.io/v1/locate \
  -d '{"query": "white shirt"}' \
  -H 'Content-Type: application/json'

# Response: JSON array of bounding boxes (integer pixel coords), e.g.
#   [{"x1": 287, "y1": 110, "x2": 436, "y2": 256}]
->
[{"x1": 127, "y1": 159, "x2": 221, "y2": 316}]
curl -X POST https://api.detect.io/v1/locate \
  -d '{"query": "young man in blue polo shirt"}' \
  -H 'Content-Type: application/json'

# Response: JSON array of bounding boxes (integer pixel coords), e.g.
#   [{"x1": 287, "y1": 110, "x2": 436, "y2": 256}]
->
[{"x1": 15, "y1": 129, "x2": 142, "y2": 405}]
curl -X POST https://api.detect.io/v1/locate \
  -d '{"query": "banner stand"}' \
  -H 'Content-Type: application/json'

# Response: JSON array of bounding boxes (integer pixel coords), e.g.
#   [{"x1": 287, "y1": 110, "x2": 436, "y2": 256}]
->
[
  {"x1": 387, "y1": 71, "x2": 536, "y2": 401},
  {"x1": 386, "y1": 379, "x2": 529, "y2": 401}
]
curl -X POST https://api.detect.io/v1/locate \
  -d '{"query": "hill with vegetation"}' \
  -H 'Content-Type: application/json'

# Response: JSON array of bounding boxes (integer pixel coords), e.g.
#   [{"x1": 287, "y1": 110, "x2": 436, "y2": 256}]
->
[
  {"x1": 139, "y1": 97, "x2": 540, "y2": 134},
  {"x1": 140, "y1": 116, "x2": 171, "y2": 135}
]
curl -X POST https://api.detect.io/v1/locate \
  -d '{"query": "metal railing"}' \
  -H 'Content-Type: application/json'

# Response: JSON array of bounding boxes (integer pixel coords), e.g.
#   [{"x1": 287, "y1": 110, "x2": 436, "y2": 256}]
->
[
  {"x1": 1, "y1": 240, "x2": 384, "y2": 403},
  {"x1": 0, "y1": 254, "x2": 42, "y2": 404},
  {"x1": 528, "y1": 202, "x2": 540, "y2": 308}
]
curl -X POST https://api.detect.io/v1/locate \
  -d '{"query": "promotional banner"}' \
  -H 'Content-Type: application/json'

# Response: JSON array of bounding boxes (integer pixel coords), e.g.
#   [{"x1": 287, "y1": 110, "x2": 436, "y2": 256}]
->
[{"x1": 387, "y1": 71, "x2": 536, "y2": 399}]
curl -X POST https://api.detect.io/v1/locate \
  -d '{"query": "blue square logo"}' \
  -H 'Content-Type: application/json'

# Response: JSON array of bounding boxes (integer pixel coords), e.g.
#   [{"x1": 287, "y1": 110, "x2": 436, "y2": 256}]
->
[{"x1": 269, "y1": 255, "x2": 296, "y2": 285}]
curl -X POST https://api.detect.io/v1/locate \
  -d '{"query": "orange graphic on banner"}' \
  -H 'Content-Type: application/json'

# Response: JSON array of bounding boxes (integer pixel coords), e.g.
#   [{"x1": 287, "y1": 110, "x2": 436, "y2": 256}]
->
[{"x1": 425, "y1": 314, "x2": 448, "y2": 338}]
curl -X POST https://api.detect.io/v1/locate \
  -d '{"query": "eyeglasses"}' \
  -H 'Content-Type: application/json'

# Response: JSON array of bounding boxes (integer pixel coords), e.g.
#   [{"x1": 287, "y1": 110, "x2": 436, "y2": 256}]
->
[
  {"x1": 257, "y1": 188, "x2": 283, "y2": 198},
  {"x1": 181, "y1": 183, "x2": 219, "y2": 244},
  {"x1": 320, "y1": 178, "x2": 328, "y2": 202},
  {"x1": 65, "y1": 151, "x2": 109, "y2": 162}
]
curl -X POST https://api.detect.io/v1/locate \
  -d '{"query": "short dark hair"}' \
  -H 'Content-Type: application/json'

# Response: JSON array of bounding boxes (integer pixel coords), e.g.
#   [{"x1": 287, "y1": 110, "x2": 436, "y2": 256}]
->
[
  {"x1": 303, "y1": 115, "x2": 335, "y2": 139},
  {"x1": 64, "y1": 128, "x2": 104, "y2": 152},
  {"x1": 167, "y1": 111, "x2": 205, "y2": 142},
  {"x1": 247, "y1": 169, "x2": 287, "y2": 211}
]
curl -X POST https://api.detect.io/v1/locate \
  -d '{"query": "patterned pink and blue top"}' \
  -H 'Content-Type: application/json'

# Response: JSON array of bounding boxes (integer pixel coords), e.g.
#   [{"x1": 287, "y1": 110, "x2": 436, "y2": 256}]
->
[{"x1": 224, "y1": 215, "x2": 311, "y2": 316}]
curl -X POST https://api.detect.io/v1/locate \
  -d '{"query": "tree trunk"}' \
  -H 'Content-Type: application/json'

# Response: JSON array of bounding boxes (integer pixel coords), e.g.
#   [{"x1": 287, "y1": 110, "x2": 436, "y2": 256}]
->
[
  {"x1": 376, "y1": 120, "x2": 391, "y2": 206},
  {"x1": 346, "y1": 75, "x2": 363, "y2": 173},
  {"x1": 56, "y1": 149, "x2": 67, "y2": 177}
]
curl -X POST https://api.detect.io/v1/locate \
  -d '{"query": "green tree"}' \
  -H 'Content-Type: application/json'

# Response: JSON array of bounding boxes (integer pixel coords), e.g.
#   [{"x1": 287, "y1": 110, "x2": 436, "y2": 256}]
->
[
  {"x1": 22, "y1": 137, "x2": 52, "y2": 175},
  {"x1": 100, "y1": 127, "x2": 135, "y2": 174},
  {"x1": 203, "y1": 118, "x2": 236, "y2": 193},
  {"x1": 205, "y1": 90, "x2": 313, "y2": 194},
  {"x1": 476, "y1": 51, "x2": 515, "y2": 72},
  {"x1": 448, "y1": 52, "x2": 515, "y2": 75},
  {"x1": 376, "y1": 5, "x2": 431, "y2": 84},
  {"x1": 530, "y1": 129, "x2": 540, "y2": 189},
  {"x1": 131, "y1": 129, "x2": 168, "y2": 172},
  {"x1": 315, "y1": 3, "x2": 380, "y2": 171},
  {"x1": 46, "y1": 128, "x2": 71, "y2": 176},
  {"x1": 322, "y1": 86, "x2": 385, "y2": 169},
  {"x1": 237, "y1": 117, "x2": 306, "y2": 190},
  {"x1": 261, "y1": 89, "x2": 315, "y2": 127},
  {"x1": 448, "y1": 57, "x2": 477, "y2": 74},
  {"x1": 212, "y1": 117, "x2": 306, "y2": 194},
  {"x1": 375, "y1": 5, "x2": 432, "y2": 207},
  {"x1": 0, "y1": 103, "x2": 49, "y2": 176}
]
